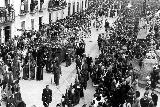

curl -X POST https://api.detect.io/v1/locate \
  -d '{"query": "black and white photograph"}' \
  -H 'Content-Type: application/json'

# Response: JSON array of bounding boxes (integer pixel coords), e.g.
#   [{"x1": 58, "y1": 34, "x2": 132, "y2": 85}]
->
[{"x1": 0, "y1": 0, "x2": 160, "y2": 107}]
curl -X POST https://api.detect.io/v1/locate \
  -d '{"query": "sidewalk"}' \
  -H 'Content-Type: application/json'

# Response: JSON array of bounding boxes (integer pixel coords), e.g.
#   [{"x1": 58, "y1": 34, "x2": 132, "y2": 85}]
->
[
  {"x1": 50, "y1": 62, "x2": 77, "y2": 106},
  {"x1": 18, "y1": 62, "x2": 77, "y2": 107}
]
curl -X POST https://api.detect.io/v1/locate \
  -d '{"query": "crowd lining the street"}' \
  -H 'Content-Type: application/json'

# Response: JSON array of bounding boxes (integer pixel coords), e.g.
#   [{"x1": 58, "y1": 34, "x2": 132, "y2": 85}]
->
[
  {"x1": 58, "y1": 1, "x2": 160, "y2": 107},
  {"x1": 0, "y1": 0, "x2": 160, "y2": 107}
]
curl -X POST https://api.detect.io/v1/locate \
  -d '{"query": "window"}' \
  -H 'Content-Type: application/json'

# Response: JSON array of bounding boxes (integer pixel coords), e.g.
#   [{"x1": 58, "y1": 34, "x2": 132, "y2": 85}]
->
[
  {"x1": 31, "y1": 19, "x2": 34, "y2": 30},
  {"x1": 21, "y1": 21, "x2": 25, "y2": 30},
  {"x1": 40, "y1": 0, "x2": 44, "y2": 11},
  {"x1": 5, "y1": 0, "x2": 10, "y2": 7},
  {"x1": 39, "y1": 17, "x2": 42, "y2": 30},
  {"x1": 85, "y1": 0, "x2": 87, "y2": 8},
  {"x1": 40, "y1": 0, "x2": 44, "y2": 3},
  {"x1": 20, "y1": 0, "x2": 28, "y2": 14},
  {"x1": 77, "y1": 2, "x2": 79, "y2": 12},
  {"x1": 82, "y1": 1, "x2": 83, "y2": 11},
  {"x1": 68, "y1": 3, "x2": 71, "y2": 16},
  {"x1": 4, "y1": 26, "x2": 11, "y2": 43},
  {"x1": 30, "y1": 0, "x2": 38, "y2": 12},
  {"x1": 73, "y1": 2, "x2": 75, "y2": 14}
]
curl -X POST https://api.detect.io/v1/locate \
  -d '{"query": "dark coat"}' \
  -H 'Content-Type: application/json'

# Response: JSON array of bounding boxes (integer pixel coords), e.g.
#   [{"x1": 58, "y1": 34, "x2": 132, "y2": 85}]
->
[
  {"x1": 75, "y1": 57, "x2": 81, "y2": 68},
  {"x1": 151, "y1": 93, "x2": 158, "y2": 106},
  {"x1": 140, "y1": 97, "x2": 149, "y2": 107},
  {"x1": 42, "y1": 88, "x2": 52, "y2": 103}
]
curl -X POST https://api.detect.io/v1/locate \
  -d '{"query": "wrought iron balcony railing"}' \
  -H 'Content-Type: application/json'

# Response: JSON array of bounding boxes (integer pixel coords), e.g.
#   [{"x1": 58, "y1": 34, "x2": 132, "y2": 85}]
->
[
  {"x1": 48, "y1": 0, "x2": 67, "y2": 12},
  {"x1": 0, "y1": 6, "x2": 15, "y2": 24}
]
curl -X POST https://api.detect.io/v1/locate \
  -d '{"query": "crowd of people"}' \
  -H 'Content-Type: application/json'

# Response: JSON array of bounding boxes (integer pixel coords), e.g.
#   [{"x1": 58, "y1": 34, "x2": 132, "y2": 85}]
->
[
  {"x1": 57, "y1": 0, "x2": 160, "y2": 107},
  {"x1": 0, "y1": 0, "x2": 160, "y2": 107},
  {"x1": 0, "y1": 0, "x2": 100, "y2": 107},
  {"x1": 89, "y1": 2, "x2": 160, "y2": 107}
]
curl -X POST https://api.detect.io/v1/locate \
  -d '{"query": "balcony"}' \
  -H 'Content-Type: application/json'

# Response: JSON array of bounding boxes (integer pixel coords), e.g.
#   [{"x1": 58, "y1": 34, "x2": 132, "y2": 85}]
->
[
  {"x1": 30, "y1": 0, "x2": 38, "y2": 14},
  {"x1": 48, "y1": 0, "x2": 67, "y2": 12},
  {"x1": 0, "y1": 6, "x2": 15, "y2": 25},
  {"x1": 19, "y1": 2, "x2": 29, "y2": 16}
]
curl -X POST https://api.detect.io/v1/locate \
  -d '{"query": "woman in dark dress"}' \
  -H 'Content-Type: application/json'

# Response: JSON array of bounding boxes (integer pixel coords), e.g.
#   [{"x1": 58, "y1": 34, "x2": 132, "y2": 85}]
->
[
  {"x1": 36, "y1": 48, "x2": 45, "y2": 80},
  {"x1": 30, "y1": 54, "x2": 36, "y2": 80}
]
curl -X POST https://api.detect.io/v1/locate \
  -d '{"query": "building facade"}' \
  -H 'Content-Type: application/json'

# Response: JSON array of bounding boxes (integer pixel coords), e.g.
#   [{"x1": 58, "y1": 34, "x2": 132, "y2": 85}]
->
[
  {"x1": 0, "y1": 0, "x2": 15, "y2": 43},
  {"x1": 0, "y1": 0, "x2": 88, "y2": 43}
]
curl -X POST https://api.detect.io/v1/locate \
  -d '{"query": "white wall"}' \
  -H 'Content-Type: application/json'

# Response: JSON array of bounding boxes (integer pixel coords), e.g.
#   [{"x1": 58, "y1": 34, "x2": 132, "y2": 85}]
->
[{"x1": 0, "y1": 0, "x2": 89, "y2": 43}]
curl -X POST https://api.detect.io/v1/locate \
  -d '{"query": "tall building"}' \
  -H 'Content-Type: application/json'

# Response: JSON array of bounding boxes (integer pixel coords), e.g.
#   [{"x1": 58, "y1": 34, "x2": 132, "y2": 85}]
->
[
  {"x1": 0, "y1": 0, "x2": 88, "y2": 43},
  {"x1": 0, "y1": 0, "x2": 15, "y2": 43}
]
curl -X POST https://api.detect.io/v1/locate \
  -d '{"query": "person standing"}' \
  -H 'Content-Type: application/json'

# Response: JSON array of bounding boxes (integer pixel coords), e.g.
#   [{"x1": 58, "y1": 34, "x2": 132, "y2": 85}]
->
[
  {"x1": 150, "y1": 69, "x2": 159, "y2": 89},
  {"x1": 151, "y1": 90, "x2": 158, "y2": 107},
  {"x1": 140, "y1": 92, "x2": 154, "y2": 107},
  {"x1": 45, "y1": 49, "x2": 51, "y2": 73},
  {"x1": 12, "y1": 53, "x2": 20, "y2": 80},
  {"x1": 75, "y1": 55, "x2": 82, "y2": 73},
  {"x1": 42, "y1": 85, "x2": 52, "y2": 107},
  {"x1": 65, "y1": 52, "x2": 71, "y2": 67},
  {"x1": 97, "y1": 35, "x2": 102, "y2": 50},
  {"x1": 36, "y1": 48, "x2": 45, "y2": 80},
  {"x1": 54, "y1": 63, "x2": 61, "y2": 86}
]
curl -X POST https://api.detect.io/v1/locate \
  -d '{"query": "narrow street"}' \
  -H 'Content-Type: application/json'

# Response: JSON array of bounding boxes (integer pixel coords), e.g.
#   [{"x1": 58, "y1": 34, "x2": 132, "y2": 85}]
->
[
  {"x1": 13, "y1": 15, "x2": 160, "y2": 107},
  {"x1": 1, "y1": 0, "x2": 160, "y2": 107},
  {"x1": 16, "y1": 16, "x2": 117, "y2": 107}
]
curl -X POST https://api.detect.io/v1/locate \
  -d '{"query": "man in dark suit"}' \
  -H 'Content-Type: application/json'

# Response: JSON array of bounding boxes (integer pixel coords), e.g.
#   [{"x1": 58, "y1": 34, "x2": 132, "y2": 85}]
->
[
  {"x1": 105, "y1": 20, "x2": 109, "y2": 32},
  {"x1": 36, "y1": 47, "x2": 45, "y2": 80},
  {"x1": 151, "y1": 90, "x2": 158, "y2": 107},
  {"x1": 42, "y1": 85, "x2": 52, "y2": 107}
]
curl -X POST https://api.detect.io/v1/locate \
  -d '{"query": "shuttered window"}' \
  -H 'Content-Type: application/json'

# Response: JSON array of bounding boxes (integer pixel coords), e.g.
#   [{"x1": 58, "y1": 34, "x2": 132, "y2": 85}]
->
[
  {"x1": 68, "y1": 3, "x2": 71, "y2": 16},
  {"x1": 24, "y1": 0, "x2": 28, "y2": 12},
  {"x1": 73, "y1": 2, "x2": 75, "y2": 14},
  {"x1": 77, "y1": 2, "x2": 79, "y2": 12}
]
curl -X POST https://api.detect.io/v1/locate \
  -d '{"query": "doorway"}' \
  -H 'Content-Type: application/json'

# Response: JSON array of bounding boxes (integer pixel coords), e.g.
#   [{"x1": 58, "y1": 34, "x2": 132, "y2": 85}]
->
[
  {"x1": 49, "y1": 13, "x2": 51, "y2": 24},
  {"x1": 39, "y1": 17, "x2": 42, "y2": 30},
  {"x1": 68, "y1": 3, "x2": 71, "y2": 16},
  {"x1": 4, "y1": 26, "x2": 11, "y2": 43},
  {"x1": 5, "y1": 0, "x2": 10, "y2": 6}
]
